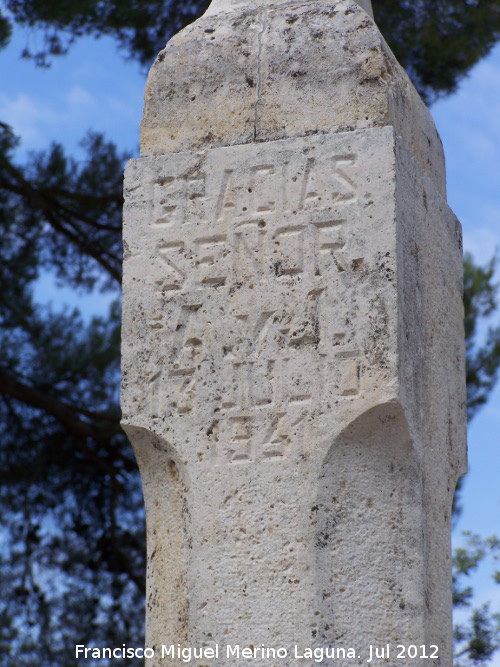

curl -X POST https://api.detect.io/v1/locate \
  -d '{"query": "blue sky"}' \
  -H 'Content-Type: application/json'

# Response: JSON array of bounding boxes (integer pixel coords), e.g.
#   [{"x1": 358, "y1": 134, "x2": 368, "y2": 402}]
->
[{"x1": 1, "y1": 13, "x2": 499, "y2": 660}]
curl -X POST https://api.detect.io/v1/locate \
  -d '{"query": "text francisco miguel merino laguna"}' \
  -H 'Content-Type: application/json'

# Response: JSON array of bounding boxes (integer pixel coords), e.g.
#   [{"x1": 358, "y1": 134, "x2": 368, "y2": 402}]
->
[{"x1": 76, "y1": 643, "x2": 439, "y2": 662}]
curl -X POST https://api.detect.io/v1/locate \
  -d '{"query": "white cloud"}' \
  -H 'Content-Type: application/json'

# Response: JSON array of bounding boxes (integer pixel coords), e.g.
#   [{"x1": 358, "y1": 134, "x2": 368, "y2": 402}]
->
[
  {"x1": 483, "y1": 203, "x2": 500, "y2": 227},
  {"x1": 1, "y1": 30, "x2": 144, "y2": 157},
  {"x1": 0, "y1": 88, "x2": 97, "y2": 153},
  {"x1": 0, "y1": 92, "x2": 58, "y2": 147},
  {"x1": 66, "y1": 84, "x2": 95, "y2": 108},
  {"x1": 34, "y1": 272, "x2": 116, "y2": 321},
  {"x1": 463, "y1": 131, "x2": 498, "y2": 162},
  {"x1": 462, "y1": 227, "x2": 499, "y2": 265},
  {"x1": 470, "y1": 56, "x2": 500, "y2": 100}
]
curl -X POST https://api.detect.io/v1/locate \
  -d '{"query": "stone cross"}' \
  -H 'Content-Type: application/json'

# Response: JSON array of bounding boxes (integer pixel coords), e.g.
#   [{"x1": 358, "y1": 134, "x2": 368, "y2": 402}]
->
[{"x1": 122, "y1": 1, "x2": 467, "y2": 665}]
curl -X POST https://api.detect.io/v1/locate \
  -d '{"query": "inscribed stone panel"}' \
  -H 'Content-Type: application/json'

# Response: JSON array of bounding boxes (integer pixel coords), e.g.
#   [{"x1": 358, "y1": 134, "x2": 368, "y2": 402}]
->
[{"x1": 123, "y1": 129, "x2": 398, "y2": 468}]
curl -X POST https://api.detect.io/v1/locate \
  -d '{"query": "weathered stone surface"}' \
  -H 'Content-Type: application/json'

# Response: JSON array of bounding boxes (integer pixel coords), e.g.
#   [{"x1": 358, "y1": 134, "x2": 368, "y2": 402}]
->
[
  {"x1": 122, "y1": 127, "x2": 466, "y2": 665},
  {"x1": 207, "y1": 0, "x2": 373, "y2": 17},
  {"x1": 140, "y1": 0, "x2": 445, "y2": 194},
  {"x1": 123, "y1": 0, "x2": 466, "y2": 663}
]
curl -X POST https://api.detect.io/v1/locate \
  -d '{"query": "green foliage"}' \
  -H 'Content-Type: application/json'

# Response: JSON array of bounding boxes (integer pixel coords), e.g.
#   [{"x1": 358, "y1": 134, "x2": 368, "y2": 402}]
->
[
  {"x1": 0, "y1": 124, "x2": 144, "y2": 665},
  {"x1": 453, "y1": 534, "x2": 500, "y2": 666},
  {"x1": 455, "y1": 605, "x2": 500, "y2": 667},
  {"x1": 0, "y1": 0, "x2": 211, "y2": 67},
  {"x1": 0, "y1": 9, "x2": 12, "y2": 50},
  {"x1": 463, "y1": 252, "x2": 500, "y2": 421},
  {"x1": 452, "y1": 258, "x2": 500, "y2": 665},
  {"x1": 376, "y1": 0, "x2": 500, "y2": 103}
]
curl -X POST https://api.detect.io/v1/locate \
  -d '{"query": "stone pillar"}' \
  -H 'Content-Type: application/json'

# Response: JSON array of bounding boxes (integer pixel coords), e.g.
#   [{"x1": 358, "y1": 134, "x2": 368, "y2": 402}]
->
[{"x1": 121, "y1": 1, "x2": 467, "y2": 665}]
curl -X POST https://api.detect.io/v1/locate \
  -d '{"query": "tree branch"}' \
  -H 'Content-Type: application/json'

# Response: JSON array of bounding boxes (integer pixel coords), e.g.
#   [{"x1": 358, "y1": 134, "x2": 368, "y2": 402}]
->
[
  {"x1": 0, "y1": 366, "x2": 122, "y2": 443},
  {"x1": 0, "y1": 156, "x2": 122, "y2": 283}
]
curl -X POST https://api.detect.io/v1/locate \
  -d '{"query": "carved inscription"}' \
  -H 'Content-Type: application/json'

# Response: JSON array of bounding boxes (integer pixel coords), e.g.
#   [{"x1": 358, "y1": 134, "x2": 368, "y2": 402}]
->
[
  {"x1": 153, "y1": 173, "x2": 207, "y2": 228},
  {"x1": 141, "y1": 142, "x2": 367, "y2": 465},
  {"x1": 149, "y1": 295, "x2": 364, "y2": 463},
  {"x1": 149, "y1": 152, "x2": 360, "y2": 293}
]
